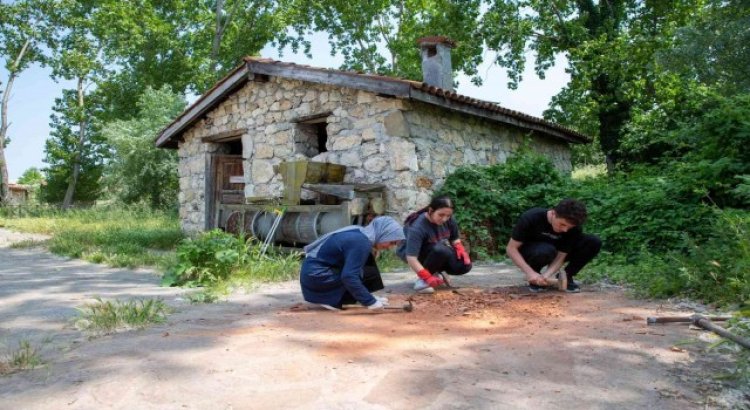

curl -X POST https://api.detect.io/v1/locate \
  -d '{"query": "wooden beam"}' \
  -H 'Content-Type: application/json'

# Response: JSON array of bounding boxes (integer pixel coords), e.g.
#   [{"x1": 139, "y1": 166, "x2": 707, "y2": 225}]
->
[
  {"x1": 246, "y1": 61, "x2": 412, "y2": 97},
  {"x1": 292, "y1": 111, "x2": 333, "y2": 123},
  {"x1": 156, "y1": 65, "x2": 251, "y2": 148},
  {"x1": 201, "y1": 128, "x2": 246, "y2": 143}
]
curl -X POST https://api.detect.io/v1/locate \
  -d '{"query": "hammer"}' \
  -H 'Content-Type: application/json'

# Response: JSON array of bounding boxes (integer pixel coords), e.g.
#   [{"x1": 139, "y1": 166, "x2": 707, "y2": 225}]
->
[
  {"x1": 341, "y1": 300, "x2": 413, "y2": 312},
  {"x1": 541, "y1": 271, "x2": 567, "y2": 291}
]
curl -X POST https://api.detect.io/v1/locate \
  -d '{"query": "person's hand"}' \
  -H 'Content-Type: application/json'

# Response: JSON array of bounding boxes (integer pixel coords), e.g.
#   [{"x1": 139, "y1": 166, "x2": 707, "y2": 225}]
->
[
  {"x1": 417, "y1": 268, "x2": 444, "y2": 288},
  {"x1": 367, "y1": 299, "x2": 385, "y2": 310},
  {"x1": 528, "y1": 273, "x2": 548, "y2": 286},
  {"x1": 454, "y1": 242, "x2": 471, "y2": 265},
  {"x1": 426, "y1": 275, "x2": 444, "y2": 288}
]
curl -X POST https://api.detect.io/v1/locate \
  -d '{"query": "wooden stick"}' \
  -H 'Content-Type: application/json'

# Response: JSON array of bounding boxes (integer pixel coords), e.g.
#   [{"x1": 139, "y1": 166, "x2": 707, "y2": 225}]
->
[
  {"x1": 647, "y1": 315, "x2": 750, "y2": 349},
  {"x1": 691, "y1": 315, "x2": 750, "y2": 350},
  {"x1": 647, "y1": 315, "x2": 732, "y2": 324}
]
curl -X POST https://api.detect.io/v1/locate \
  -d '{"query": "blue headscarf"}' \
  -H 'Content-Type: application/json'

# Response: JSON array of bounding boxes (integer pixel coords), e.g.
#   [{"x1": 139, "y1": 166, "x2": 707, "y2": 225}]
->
[{"x1": 303, "y1": 216, "x2": 405, "y2": 258}]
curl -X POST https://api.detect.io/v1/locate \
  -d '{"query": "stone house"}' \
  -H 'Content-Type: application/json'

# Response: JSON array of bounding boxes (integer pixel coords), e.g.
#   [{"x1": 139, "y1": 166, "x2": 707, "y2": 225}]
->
[
  {"x1": 156, "y1": 37, "x2": 589, "y2": 235},
  {"x1": 7, "y1": 184, "x2": 31, "y2": 205}
]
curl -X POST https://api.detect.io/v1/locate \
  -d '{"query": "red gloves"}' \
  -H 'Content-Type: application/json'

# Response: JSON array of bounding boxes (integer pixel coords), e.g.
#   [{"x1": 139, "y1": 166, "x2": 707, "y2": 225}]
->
[
  {"x1": 417, "y1": 268, "x2": 444, "y2": 288},
  {"x1": 454, "y1": 242, "x2": 471, "y2": 265}
]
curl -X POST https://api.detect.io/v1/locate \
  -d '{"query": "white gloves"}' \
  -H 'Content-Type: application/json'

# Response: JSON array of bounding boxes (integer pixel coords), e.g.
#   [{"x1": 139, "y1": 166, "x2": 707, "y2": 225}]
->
[{"x1": 367, "y1": 295, "x2": 389, "y2": 310}]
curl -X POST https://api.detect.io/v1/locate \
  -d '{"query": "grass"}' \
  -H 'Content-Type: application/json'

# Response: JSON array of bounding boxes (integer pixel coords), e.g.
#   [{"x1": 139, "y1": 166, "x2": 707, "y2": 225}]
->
[
  {"x1": 0, "y1": 205, "x2": 183, "y2": 269},
  {"x1": 9, "y1": 239, "x2": 50, "y2": 249},
  {"x1": 376, "y1": 249, "x2": 407, "y2": 272},
  {"x1": 0, "y1": 340, "x2": 44, "y2": 375},
  {"x1": 74, "y1": 297, "x2": 171, "y2": 336}
]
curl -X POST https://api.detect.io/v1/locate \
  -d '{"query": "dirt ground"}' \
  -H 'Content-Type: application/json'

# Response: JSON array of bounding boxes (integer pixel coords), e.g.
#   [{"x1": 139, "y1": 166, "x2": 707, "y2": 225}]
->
[{"x1": 0, "y1": 228, "x2": 746, "y2": 409}]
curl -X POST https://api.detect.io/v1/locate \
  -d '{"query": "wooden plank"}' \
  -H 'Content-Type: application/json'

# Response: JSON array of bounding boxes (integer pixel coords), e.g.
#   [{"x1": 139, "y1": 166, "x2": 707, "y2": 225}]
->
[
  {"x1": 156, "y1": 65, "x2": 250, "y2": 148},
  {"x1": 409, "y1": 89, "x2": 588, "y2": 144},
  {"x1": 205, "y1": 155, "x2": 216, "y2": 230},
  {"x1": 302, "y1": 183, "x2": 386, "y2": 199},
  {"x1": 292, "y1": 111, "x2": 333, "y2": 124},
  {"x1": 201, "y1": 128, "x2": 245, "y2": 143},
  {"x1": 219, "y1": 203, "x2": 346, "y2": 213},
  {"x1": 246, "y1": 61, "x2": 412, "y2": 97}
]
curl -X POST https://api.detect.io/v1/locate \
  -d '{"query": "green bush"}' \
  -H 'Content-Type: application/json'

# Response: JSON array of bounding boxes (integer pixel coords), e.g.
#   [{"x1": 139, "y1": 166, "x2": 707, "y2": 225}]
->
[
  {"x1": 571, "y1": 167, "x2": 716, "y2": 256},
  {"x1": 162, "y1": 230, "x2": 301, "y2": 289},
  {"x1": 439, "y1": 150, "x2": 567, "y2": 256}
]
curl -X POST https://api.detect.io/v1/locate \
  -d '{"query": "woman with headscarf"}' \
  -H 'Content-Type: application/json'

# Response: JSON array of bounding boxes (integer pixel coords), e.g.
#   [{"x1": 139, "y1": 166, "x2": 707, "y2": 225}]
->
[{"x1": 300, "y1": 216, "x2": 405, "y2": 311}]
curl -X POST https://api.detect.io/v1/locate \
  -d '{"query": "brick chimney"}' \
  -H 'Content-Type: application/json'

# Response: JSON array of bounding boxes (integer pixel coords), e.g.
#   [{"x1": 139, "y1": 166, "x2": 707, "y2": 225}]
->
[{"x1": 417, "y1": 36, "x2": 456, "y2": 91}]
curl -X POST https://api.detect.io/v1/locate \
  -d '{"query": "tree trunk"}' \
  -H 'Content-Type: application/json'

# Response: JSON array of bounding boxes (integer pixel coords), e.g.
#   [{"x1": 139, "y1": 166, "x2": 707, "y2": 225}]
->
[
  {"x1": 210, "y1": 0, "x2": 226, "y2": 74},
  {"x1": 594, "y1": 73, "x2": 631, "y2": 173},
  {"x1": 0, "y1": 39, "x2": 31, "y2": 205},
  {"x1": 62, "y1": 77, "x2": 87, "y2": 209}
]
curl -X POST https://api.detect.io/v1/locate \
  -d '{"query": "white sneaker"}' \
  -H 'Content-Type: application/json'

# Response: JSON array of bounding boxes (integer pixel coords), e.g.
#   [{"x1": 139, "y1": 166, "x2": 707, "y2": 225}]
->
[{"x1": 413, "y1": 278, "x2": 435, "y2": 294}]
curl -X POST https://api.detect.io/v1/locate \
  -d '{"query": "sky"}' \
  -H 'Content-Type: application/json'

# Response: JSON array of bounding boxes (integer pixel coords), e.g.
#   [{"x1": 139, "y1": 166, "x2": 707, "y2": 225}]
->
[{"x1": 1, "y1": 35, "x2": 569, "y2": 182}]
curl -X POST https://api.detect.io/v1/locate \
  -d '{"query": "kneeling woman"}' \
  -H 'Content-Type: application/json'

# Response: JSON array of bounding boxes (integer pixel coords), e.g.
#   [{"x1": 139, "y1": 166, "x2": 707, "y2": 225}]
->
[
  {"x1": 300, "y1": 216, "x2": 405, "y2": 310},
  {"x1": 396, "y1": 196, "x2": 473, "y2": 293}
]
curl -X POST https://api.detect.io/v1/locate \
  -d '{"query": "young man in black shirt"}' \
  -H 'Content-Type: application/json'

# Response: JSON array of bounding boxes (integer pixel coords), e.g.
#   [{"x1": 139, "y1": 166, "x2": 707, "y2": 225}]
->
[{"x1": 506, "y1": 198, "x2": 601, "y2": 292}]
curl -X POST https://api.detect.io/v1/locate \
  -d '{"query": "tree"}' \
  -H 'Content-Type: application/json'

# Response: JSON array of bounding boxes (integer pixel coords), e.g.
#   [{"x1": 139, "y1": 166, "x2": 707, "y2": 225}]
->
[
  {"x1": 46, "y1": 0, "x2": 109, "y2": 208},
  {"x1": 17, "y1": 166, "x2": 44, "y2": 202},
  {"x1": 82, "y1": 0, "x2": 305, "y2": 121},
  {"x1": 480, "y1": 0, "x2": 699, "y2": 170},
  {"x1": 17, "y1": 167, "x2": 44, "y2": 186},
  {"x1": 0, "y1": 0, "x2": 55, "y2": 204},
  {"x1": 41, "y1": 90, "x2": 107, "y2": 205},
  {"x1": 285, "y1": 0, "x2": 484, "y2": 82},
  {"x1": 103, "y1": 86, "x2": 186, "y2": 209},
  {"x1": 658, "y1": 0, "x2": 750, "y2": 96}
]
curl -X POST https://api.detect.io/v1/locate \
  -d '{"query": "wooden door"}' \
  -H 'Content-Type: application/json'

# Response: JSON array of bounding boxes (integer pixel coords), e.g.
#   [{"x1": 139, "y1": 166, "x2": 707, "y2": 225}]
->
[{"x1": 209, "y1": 154, "x2": 244, "y2": 229}]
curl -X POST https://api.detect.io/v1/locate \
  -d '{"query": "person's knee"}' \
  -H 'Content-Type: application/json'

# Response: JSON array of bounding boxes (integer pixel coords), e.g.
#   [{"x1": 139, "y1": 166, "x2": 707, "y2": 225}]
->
[
  {"x1": 432, "y1": 242, "x2": 455, "y2": 259},
  {"x1": 583, "y1": 234, "x2": 602, "y2": 255},
  {"x1": 526, "y1": 243, "x2": 557, "y2": 261},
  {"x1": 456, "y1": 263, "x2": 472, "y2": 275},
  {"x1": 520, "y1": 242, "x2": 556, "y2": 270}
]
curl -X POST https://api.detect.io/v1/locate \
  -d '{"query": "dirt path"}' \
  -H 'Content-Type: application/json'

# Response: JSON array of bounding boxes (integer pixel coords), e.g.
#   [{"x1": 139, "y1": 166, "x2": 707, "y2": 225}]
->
[{"x1": 0, "y1": 228, "x2": 735, "y2": 409}]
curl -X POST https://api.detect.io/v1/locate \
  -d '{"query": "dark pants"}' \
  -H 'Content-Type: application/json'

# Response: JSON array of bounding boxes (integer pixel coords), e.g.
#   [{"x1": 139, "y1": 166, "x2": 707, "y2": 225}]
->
[
  {"x1": 519, "y1": 234, "x2": 601, "y2": 278},
  {"x1": 420, "y1": 242, "x2": 472, "y2": 276},
  {"x1": 339, "y1": 253, "x2": 384, "y2": 305}
]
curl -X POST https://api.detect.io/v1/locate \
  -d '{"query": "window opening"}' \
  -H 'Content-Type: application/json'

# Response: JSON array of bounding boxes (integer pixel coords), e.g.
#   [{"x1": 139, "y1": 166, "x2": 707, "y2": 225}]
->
[{"x1": 294, "y1": 115, "x2": 329, "y2": 157}]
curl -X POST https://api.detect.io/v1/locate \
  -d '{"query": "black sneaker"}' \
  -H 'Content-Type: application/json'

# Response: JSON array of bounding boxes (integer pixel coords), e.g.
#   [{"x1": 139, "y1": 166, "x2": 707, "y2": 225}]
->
[
  {"x1": 528, "y1": 283, "x2": 548, "y2": 293},
  {"x1": 566, "y1": 280, "x2": 581, "y2": 293}
]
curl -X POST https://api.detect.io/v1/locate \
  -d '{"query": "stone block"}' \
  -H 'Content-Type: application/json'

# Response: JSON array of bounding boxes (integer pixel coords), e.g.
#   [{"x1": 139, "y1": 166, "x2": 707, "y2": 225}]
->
[
  {"x1": 251, "y1": 160, "x2": 275, "y2": 183},
  {"x1": 383, "y1": 111, "x2": 410, "y2": 137},
  {"x1": 254, "y1": 144, "x2": 274, "y2": 159},
  {"x1": 388, "y1": 139, "x2": 418, "y2": 171},
  {"x1": 364, "y1": 156, "x2": 387, "y2": 173},
  {"x1": 362, "y1": 128, "x2": 377, "y2": 141},
  {"x1": 339, "y1": 151, "x2": 362, "y2": 167},
  {"x1": 331, "y1": 134, "x2": 362, "y2": 151},
  {"x1": 361, "y1": 142, "x2": 379, "y2": 157},
  {"x1": 357, "y1": 91, "x2": 375, "y2": 104}
]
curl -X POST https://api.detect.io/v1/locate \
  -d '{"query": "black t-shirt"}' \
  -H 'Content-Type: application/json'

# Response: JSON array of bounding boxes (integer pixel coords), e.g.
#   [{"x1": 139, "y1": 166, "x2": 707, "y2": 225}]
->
[
  {"x1": 396, "y1": 212, "x2": 459, "y2": 261},
  {"x1": 511, "y1": 208, "x2": 582, "y2": 253}
]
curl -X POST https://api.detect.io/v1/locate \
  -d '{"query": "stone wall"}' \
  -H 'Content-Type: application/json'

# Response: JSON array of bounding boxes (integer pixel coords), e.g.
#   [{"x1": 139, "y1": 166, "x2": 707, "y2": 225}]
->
[{"x1": 176, "y1": 76, "x2": 572, "y2": 233}]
